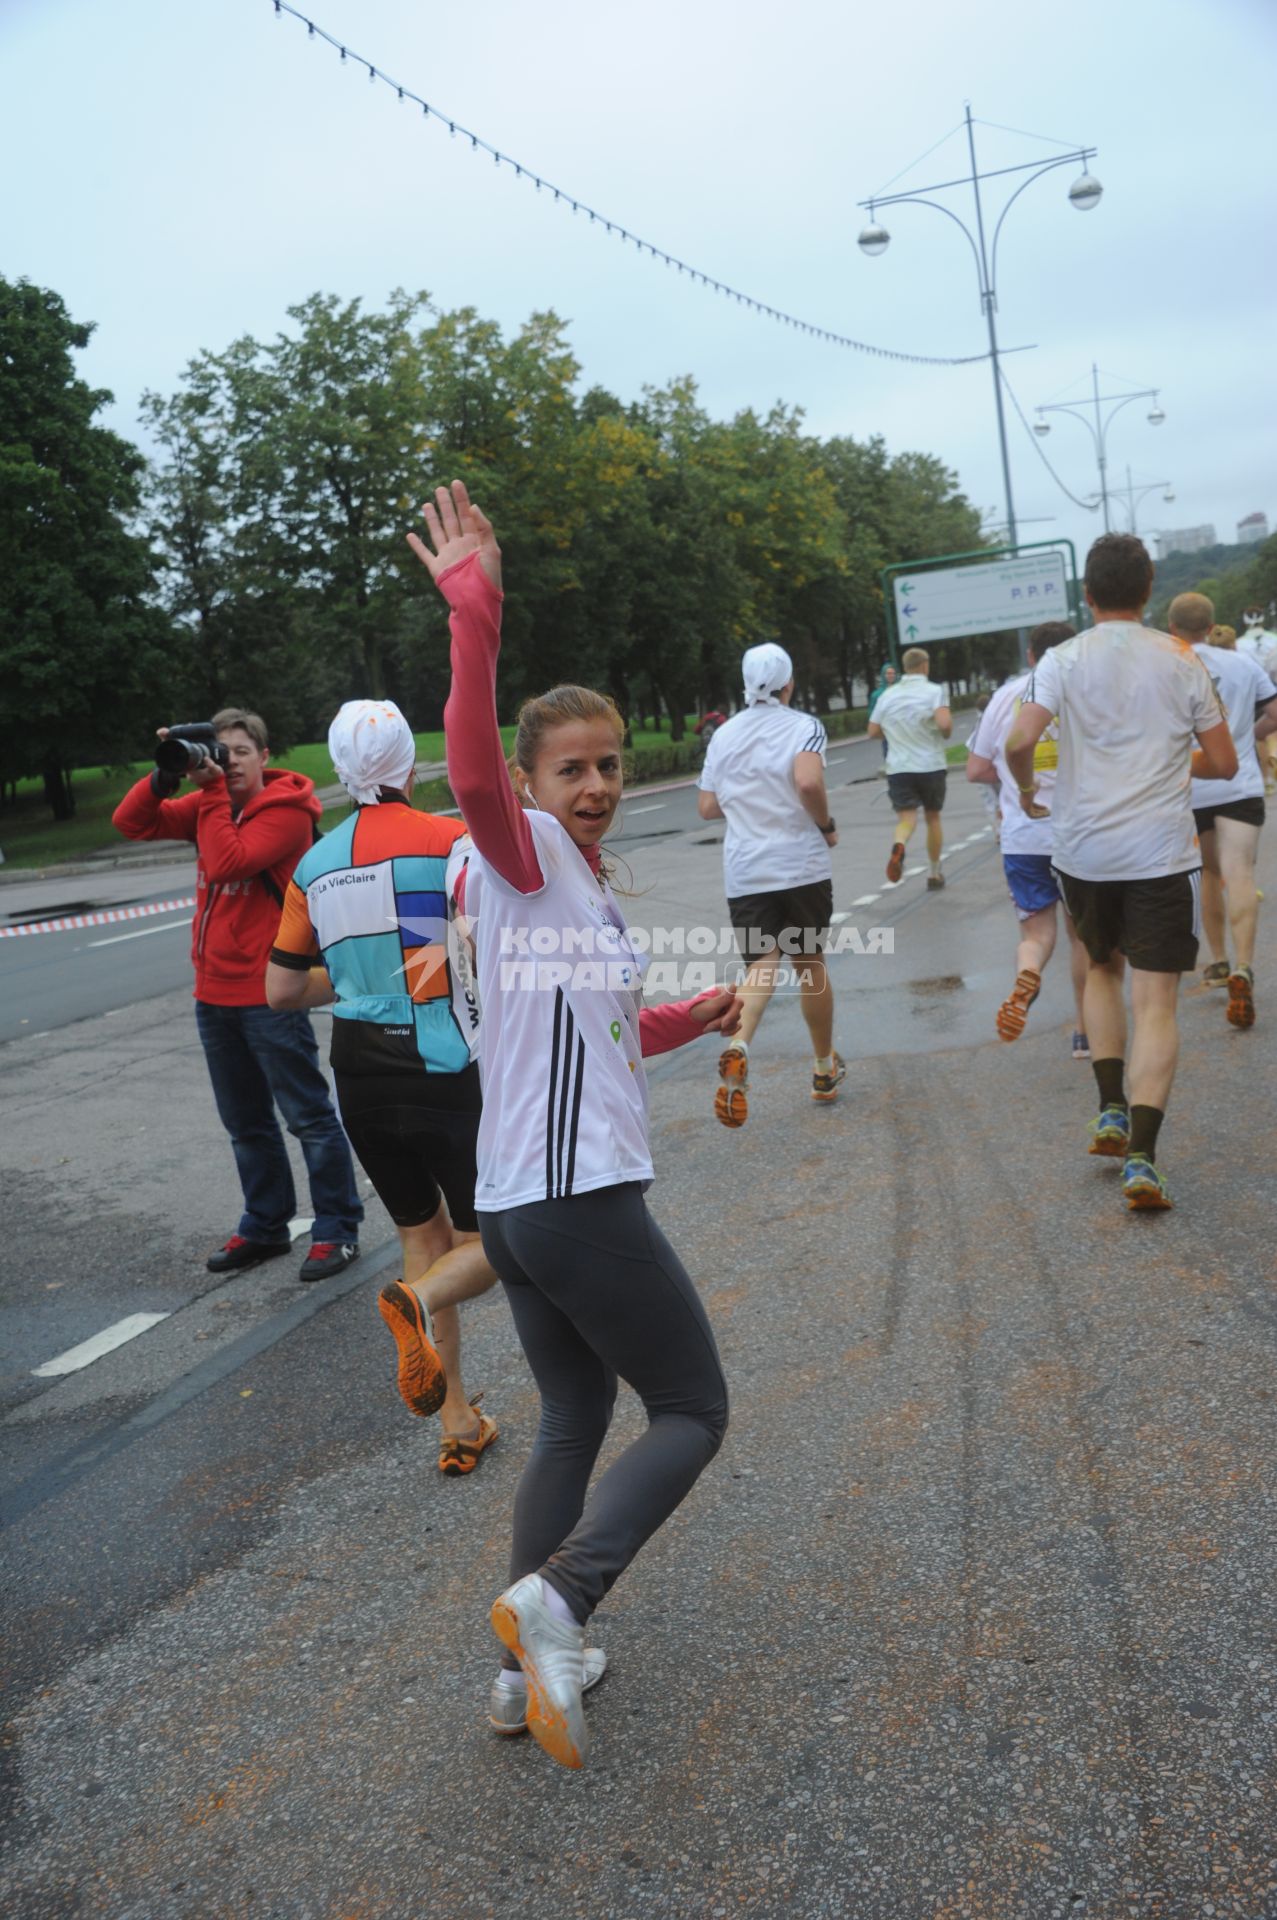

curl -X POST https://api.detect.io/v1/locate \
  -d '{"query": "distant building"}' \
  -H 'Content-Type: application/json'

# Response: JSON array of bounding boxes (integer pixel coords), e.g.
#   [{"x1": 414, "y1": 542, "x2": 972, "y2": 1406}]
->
[
  {"x1": 1238, "y1": 511, "x2": 1269, "y2": 546},
  {"x1": 1155, "y1": 525, "x2": 1217, "y2": 559}
]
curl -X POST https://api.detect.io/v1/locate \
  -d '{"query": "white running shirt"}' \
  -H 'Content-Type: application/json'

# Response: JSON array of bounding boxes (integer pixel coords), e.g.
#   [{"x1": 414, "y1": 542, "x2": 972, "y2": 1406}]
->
[
  {"x1": 966, "y1": 670, "x2": 1057, "y2": 856},
  {"x1": 1025, "y1": 622, "x2": 1223, "y2": 881},
  {"x1": 1238, "y1": 625, "x2": 1277, "y2": 677},
  {"x1": 457, "y1": 809, "x2": 654, "y2": 1213},
  {"x1": 1190, "y1": 643, "x2": 1277, "y2": 809},
  {"x1": 871, "y1": 675, "x2": 948, "y2": 773},
  {"x1": 698, "y1": 703, "x2": 830, "y2": 897}
]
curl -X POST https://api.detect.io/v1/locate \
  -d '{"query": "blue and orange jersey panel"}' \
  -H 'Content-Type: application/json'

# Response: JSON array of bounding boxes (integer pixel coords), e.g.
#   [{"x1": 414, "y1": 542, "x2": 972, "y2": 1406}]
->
[{"x1": 270, "y1": 801, "x2": 472, "y2": 1077}]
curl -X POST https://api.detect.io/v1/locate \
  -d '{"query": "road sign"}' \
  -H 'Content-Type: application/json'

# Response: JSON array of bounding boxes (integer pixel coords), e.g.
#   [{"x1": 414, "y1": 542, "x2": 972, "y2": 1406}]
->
[{"x1": 892, "y1": 551, "x2": 1069, "y2": 644}]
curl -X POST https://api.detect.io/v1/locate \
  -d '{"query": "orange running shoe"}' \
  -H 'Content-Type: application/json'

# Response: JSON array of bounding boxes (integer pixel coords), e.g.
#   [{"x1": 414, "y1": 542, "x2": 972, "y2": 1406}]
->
[
  {"x1": 886, "y1": 842, "x2": 906, "y2": 884},
  {"x1": 715, "y1": 1043, "x2": 748, "y2": 1128},
  {"x1": 1226, "y1": 967, "x2": 1255, "y2": 1029},
  {"x1": 439, "y1": 1397, "x2": 499, "y2": 1476},
  {"x1": 377, "y1": 1279, "x2": 447, "y2": 1418},
  {"x1": 996, "y1": 967, "x2": 1042, "y2": 1041}
]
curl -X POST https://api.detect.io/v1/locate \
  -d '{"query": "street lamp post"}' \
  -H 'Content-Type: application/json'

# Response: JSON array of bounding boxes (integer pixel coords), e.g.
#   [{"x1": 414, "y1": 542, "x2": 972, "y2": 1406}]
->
[
  {"x1": 1031, "y1": 365, "x2": 1165, "y2": 532},
  {"x1": 858, "y1": 105, "x2": 1101, "y2": 563},
  {"x1": 1116, "y1": 466, "x2": 1175, "y2": 536}
]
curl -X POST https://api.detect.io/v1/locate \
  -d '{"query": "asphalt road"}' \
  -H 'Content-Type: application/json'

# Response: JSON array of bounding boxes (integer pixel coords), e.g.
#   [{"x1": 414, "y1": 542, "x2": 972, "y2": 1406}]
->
[{"x1": 2, "y1": 750, "x2": 1274, "y2": 1920}]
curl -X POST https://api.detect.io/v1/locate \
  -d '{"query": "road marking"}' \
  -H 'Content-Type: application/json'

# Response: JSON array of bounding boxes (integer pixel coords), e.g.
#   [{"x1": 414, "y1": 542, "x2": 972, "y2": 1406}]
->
[
  {"x1": 829, "y1": 910, "x2": 850, "y2": 924},
  {"x1": 2, "y1": 896, "x2": 197, "y2": 939},
  {"x1": 32, "y1": 1312, "x2": 170, "y2": 1378},
  {"x1": 289, "y1": 1216, "x2": 315, "y2": 1241},
  {"x1": 905, "y1": 865, "x2": 925, "y2": 877},
  {"x1": 624, "y1": 803, "x2": 667, "y2": 815},
  {"x1": 852, "y1": 893, "x2": 880, "y2": 907},
  {"x1": 88, "y1": 917, "x2": 193, "y2": 949}
]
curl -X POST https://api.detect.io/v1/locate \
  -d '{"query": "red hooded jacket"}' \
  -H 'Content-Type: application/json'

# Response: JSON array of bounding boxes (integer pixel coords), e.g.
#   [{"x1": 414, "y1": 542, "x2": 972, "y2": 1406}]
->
[{"x1": 112, "y1": 769, "x2": 323, "y2": 1005}]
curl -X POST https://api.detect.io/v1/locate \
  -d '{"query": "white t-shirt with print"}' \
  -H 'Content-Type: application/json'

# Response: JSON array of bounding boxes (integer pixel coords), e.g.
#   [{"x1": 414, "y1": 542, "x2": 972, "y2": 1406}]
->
[
  {"x1": 871, "y1": 675, "x2": 948, "y2": 774},
  {"x1": 1238, "y1": 626, "x2": 1277, "y2": 678},
  {"x1": 966, "y1": 670, "x2": 1057, "y2": 857},
  {"x1": 1024, "y1": 621, "x2": 1223, "y2": 881},
  {"x1": 458, "y1": 809, "x2": 654, "y2": 1213},
  {"x1": 1190, "y1": 643, "x2": 1277, "y2": 809},
  {"x1": 698, "y1": 702, "x2": 831, "y2": 897}
]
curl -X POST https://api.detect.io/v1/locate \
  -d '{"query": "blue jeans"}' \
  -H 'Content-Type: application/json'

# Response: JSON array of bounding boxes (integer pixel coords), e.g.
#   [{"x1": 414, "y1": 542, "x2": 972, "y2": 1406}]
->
[{"x1": 195, "y1": 1002, "x2": 363, "y2": 1245}]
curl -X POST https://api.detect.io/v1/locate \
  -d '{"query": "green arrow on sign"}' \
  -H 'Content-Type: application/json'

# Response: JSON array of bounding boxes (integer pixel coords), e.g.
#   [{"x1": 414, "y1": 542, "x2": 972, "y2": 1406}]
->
[
  {"x1": 907, "y1": 623, "x2": 919, "y2": 638},
  {"x1": 899, "y1": 581, "x2": 916, "y2": 593}
]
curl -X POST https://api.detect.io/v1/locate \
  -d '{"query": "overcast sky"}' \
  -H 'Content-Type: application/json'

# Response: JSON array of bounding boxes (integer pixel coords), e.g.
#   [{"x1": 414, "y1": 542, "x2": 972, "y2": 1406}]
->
[{"x1": 5, "y1": 0, "x2": 1275, "y2": 575}]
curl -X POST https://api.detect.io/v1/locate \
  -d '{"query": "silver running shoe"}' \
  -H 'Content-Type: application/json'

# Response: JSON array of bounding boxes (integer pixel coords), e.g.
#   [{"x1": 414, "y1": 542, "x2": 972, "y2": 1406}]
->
[
  {"x1": 490, "y1": 1573, "x2": 589, "y2": 1767},
  {"x1": 488, "y1": 1646, "x2": 607, "y2": 1735}
]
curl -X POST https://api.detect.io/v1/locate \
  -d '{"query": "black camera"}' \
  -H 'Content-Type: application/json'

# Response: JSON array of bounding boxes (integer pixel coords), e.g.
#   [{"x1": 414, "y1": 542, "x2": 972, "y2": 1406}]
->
[{"x1": 154, "y1": 723, "x2": 230, "y2": 776}]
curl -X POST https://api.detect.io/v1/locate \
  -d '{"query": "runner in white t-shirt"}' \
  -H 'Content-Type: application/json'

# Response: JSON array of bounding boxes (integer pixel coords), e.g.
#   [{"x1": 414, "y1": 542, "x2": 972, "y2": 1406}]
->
[
  {"x1": 409, "y1": 480, "x2": 743, "y2": 1771},
  {"x1": 866, "y1": 648, "x2": 953, "y2": 888},
  {"x1": 697, "y1": 643, "x2": 845, "y2": 1124},
  {"x1": 1169, "y1": 593, "x2": 1277, "y2": 1027},
  {"x1": 965, "y1": 621, "x2": 1089, "y2": 1055},
  {"x1": 1006, "y1": 534, "x2": 1236, "y2": 1212},
  {"x1": 1238, "y1": 608, "x2": 1277, "y2": 793}
]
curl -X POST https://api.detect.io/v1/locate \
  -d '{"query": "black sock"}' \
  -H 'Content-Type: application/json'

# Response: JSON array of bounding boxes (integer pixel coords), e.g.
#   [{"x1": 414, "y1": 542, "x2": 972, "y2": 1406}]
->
[
  {"x1": 1129, "y1": 1105, "x2": 1164, "y2": 1160},
  {"x1": 1092, "y1": 1057, "x2": 1127, "y2": 1111}
]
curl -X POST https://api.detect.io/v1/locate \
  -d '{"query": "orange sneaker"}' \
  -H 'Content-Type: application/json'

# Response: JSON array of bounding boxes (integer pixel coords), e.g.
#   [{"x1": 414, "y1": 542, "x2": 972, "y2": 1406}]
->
[
  {"x1": 886, "y1": 842, "x2": 906, "y2": 884},
  {"x1": 440, "y1": 1397, "x2": 499, "y2": 1476},
  {"x1": 715, "y1": 1043, "x2": 748, "y2": 1128},
  {"x1": 377, "y1": 1279, "x2": 446, "y2": 1418},
  {"x1": 1226, "y1": 967, "x2": 1255, "y2": 1029},
  {"x1": 996, "y1": 967, "x2": 1042, "y2": 1041}
]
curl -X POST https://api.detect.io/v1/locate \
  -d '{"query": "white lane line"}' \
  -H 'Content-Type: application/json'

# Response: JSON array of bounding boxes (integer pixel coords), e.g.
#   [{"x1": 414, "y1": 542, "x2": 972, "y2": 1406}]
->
[
  {"x1": 852, "y1": 893, "x2": 880, "y2": 907},
  {"x1": 951, "y1": 838, "x2": 972, "y2": 850},
  {"x1": 905, "y1": 865, "x2": 926, "y2": 878},
  {"x1": 829, "y1": 910, "x2": 851, "y2": 925},
  {"x1": 624, "y1": 802, "x2": 667, "y2": 816},
  {"x1": 32, "y1": 1311, "x2": 170, "y2": 1378},
  {"x1": 289, "y1": 1216, "x2": 315, "y2": 1241},
  {"x1": 88, "y1": 916, "x2": 192, "y2": 950}
]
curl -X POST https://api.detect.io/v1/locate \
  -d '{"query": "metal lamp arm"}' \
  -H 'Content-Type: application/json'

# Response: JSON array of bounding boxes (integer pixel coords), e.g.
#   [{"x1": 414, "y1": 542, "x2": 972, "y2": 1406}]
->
[
  {"x1": 865, "y1": 194, "x2": 987, "y2": 296},
  {"x1": 1096, "y1": 389, "x2": 1151, "y2": 457},
  {"x1": 1038, "y1": 402, "x2": 1102, "y2": 457},
  {"x1": 990, "y1": 152, "x2": 1088, "y2": 292}
]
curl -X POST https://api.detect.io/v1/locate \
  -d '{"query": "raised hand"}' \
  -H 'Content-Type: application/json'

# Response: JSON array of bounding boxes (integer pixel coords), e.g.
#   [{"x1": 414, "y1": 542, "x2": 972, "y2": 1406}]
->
[{"x1": 406, "y1": 479, "x2": 502, "y2": 592}]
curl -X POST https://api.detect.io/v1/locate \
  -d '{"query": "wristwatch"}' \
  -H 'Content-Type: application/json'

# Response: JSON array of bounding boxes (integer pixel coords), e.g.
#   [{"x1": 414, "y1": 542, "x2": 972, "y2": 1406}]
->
[{"x1": 819, "y1": 818, "x2": 836, "y2": 836}]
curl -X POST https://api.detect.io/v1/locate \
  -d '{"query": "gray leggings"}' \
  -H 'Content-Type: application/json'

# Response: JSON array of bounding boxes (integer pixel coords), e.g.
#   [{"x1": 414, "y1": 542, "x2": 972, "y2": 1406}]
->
[{"x1": 480, "y1": 1183, "x2": 729, "y2": 1625}]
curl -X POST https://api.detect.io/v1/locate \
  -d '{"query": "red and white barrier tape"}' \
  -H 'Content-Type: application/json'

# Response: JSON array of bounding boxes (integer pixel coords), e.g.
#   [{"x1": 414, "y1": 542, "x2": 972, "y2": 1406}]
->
[{"x1": 0, "y1": 896, "x2": 197, "y2": 939}]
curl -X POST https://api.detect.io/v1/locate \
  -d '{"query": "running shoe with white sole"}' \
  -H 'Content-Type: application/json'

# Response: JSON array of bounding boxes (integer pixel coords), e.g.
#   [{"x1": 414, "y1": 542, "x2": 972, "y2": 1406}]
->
[
  {"x1": 1226, "y1": 966, "x2": 1255, "y2": 1029},
  {"x1": 1200, "y1": 960, "x2": 1230, "y2": 989},
  {"x1": 1088, "y1": 1106, "x2": 1131, "y2": 1157},
  {"x1": 489, "y1": 1646, "x2": 607, "y2": 1735},
  {"x1": 490, "y1": 1573, "x2": 589, "y2": 1769},
  {"x1": 996, "y1": 967, "x2": 1041, "y2": 1042},
  {"x1": 715, "y1": 1043, "x2": 748, "y2": 1128},
  {"x1": 811, "y1": 1052, "x2": 847, "y2": 1102},
  {"x1": 1122, "y1": 1153, "x2": 1172, "y2": 1210},
  {"x1": 1071, "y1": 1031, "x2": 1090, "y2": 1062}
]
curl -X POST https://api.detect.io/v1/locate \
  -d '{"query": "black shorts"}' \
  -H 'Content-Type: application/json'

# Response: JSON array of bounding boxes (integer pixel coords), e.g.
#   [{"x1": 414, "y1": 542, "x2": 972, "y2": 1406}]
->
[
  {"x1": 726, "y1": 878, "x2": 833, "y2": 956},
  {"x1": 335, "y1": 1061, "x2": 482, "y2": 1231},
  {"x1": 887, "y1": 770, "x2": 947, "y2": 813},
  {"x1": 1192, "y1": 795, "x2": 1265, "y2": 835},
  {"x1": 1054, "y1": 869, "x2": 1201, "y2": 974}
]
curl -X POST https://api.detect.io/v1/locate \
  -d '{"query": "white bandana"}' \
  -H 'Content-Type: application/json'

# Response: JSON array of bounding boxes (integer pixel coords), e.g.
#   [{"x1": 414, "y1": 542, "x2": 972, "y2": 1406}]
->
[
  {"x1": 328, "y1": 700, "x2": 417, "y2": 805},
  {"x1": 741, "y1": 642, "x2": 793, "y2": 706}
]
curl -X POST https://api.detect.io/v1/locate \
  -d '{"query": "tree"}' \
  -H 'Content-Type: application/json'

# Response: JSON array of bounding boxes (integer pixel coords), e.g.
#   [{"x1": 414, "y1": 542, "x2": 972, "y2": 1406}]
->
[{"x1": 0, "y1": 278, "x2": 169, "y2": 818}]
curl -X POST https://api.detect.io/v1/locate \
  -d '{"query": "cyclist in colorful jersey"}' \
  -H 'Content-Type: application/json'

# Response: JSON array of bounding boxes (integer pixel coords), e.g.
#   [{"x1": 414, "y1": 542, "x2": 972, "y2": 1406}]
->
[
  {"x1": 408, "y1": 479, "x2": 741, "y2": 1771},
  {"x1": 1168, "y1": 594, "x2": 1277, "y2": 1027},
  {"x1": 965, "y1": 621, "x2": 1091, "y2": 1057},
  {"x1": 264, "y1": 699, "x2": 500, "y2": 1476}
]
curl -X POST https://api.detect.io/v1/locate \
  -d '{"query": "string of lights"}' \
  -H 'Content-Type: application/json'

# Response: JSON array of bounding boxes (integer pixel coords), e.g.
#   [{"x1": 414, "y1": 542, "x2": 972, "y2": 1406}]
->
[
  {"x1": 999, "y1": 364, "x2": 1099, "y2": 513},
  {"x1": 269, "y1": 0, "x2": 989, "y2": 369}
]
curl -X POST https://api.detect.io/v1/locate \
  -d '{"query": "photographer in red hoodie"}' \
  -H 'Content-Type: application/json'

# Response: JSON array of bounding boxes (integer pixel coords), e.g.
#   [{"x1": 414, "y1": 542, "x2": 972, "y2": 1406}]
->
[{"x1": 113, "y1": 707, "x2": 363, "y2": 1280}]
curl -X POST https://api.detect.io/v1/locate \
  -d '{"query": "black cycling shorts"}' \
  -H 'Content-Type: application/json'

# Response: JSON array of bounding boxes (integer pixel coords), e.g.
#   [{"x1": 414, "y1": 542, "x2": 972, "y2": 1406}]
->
[{"x1": 335, "y1": 1061, "x2": 482, "y2": 1231}]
